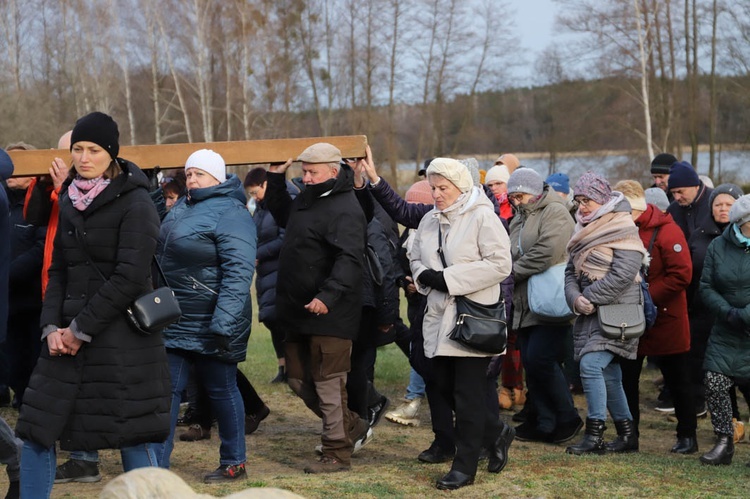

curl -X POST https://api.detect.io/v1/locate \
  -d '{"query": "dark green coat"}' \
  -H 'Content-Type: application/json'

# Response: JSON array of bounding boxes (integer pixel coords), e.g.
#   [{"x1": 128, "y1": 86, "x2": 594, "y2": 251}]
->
[{"x1": 701, "y1": 225, "x2": 750, "y2": 380}]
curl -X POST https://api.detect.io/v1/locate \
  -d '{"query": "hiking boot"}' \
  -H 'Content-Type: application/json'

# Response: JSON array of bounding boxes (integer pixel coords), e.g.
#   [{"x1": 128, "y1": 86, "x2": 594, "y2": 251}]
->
[
  {"x1": 304, "y1": 455, "x2": 350, "y2": 474},
  {"x1": 203, "y1": 463, "x2": 246, "y2": 483},
  {"x1": 385, "y1": 397, "x2": 422, "y2": 426},
  {"x1": 54, "y1": 459, "x2": 102, "y2": 484},
  {"x1": 245, "y1": 405, "x2": 270, "y2": 435},
  {"x1": 180, "y1": 424, "x2": 211, "y2": 441},
  {"x1": 368, "y1": 396, "x2": 390, "y2": 428},
  {"x1": 498, "y1": 387, "x2": 513, "y2": 410},
  {"x1": 734, "y1": 418, "x2": 746, "y2": 443},
  {"x1": 177, "y1": 406, "x2": 198, "y2": 426}
]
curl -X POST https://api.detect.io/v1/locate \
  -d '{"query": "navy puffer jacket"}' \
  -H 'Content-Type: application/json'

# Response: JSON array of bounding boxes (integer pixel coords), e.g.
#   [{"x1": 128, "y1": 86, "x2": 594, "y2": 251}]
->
[
  {"x1": 158, "y1": 175, "x2": 257, "y2": 363},
  {"x1": 254, "y1": 181, "x2": 298, "y2": 323}
]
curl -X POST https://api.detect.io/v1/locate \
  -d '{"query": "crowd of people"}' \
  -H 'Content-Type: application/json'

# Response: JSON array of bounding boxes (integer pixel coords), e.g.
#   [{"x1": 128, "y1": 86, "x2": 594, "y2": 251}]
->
[{"x1": 0, "y1": 111, "x2": 749, "y2": 496}]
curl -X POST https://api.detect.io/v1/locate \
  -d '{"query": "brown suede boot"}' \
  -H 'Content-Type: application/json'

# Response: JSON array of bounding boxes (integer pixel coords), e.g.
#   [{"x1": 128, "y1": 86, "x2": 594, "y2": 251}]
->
[{"x1": 498, "y1": 387, "x2": 513, "y2": 410}]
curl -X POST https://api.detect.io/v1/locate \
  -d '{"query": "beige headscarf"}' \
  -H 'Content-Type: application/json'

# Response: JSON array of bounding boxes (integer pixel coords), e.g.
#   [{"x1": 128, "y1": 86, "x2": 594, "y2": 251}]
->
[{"x1": 426, "y1": 158, "x2": 473, "y2": 193}]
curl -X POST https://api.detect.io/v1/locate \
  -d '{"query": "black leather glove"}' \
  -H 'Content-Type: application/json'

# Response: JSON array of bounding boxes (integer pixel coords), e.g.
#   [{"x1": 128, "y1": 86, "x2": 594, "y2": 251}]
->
[
  {"x1": 214, "y1": 334, "x2": 229, "y2": 352},
  {"x1": 145, "y1": 166, "x2": 162, "y2": 192},
  {"x1": 418, "y1": 269, "x2": 448, "y2": 292},
  {"x1": 728, "y1": 308, "x2": 745, "y2": 330}
]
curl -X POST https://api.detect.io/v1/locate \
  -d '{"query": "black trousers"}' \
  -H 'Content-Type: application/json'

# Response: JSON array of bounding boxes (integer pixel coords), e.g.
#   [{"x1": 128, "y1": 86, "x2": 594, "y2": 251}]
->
[
  {"x1": 687, "y1": 309, "x2": 714, "y2": 408},
  {"x1": 409, "y1": 302, "x2": 455, "y2": 452},
  {"x1": 431, "y1": 356, "x2": 502, "y2": 476},
  {"x1": 621, "y1": 352, "x2": 696, "y2": 438}
]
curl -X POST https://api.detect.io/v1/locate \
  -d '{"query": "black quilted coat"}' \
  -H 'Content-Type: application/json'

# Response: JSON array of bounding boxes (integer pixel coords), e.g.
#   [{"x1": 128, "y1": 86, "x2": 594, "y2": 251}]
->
[{"x1": 16, "y1": 160, "x2": 171, "y2": 451}]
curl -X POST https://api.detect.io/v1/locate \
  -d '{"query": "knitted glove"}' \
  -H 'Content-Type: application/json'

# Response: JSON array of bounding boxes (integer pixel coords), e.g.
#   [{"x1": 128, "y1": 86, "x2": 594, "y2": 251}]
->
[{"x1": 418, "y1": 269, "x2": 448, "y2": 292}]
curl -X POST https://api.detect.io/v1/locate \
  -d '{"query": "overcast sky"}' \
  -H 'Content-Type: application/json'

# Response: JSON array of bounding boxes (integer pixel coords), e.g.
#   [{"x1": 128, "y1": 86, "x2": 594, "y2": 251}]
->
[{"x1": 514, "y1": 0, "x2": 558, "y2": 84}]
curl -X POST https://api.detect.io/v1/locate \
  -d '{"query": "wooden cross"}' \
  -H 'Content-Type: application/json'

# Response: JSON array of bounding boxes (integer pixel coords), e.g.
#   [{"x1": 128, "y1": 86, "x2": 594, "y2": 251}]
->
[{"x1": 6, "y1": 136, "x2": 368, "y2": 177}]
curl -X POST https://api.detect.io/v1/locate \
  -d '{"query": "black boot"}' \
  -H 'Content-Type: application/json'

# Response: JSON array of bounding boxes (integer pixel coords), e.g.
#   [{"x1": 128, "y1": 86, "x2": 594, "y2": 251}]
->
[
  {"x1": 604, "y1": 419, "x2": 639, "y2": 453},
  {"x1": 699, "y1": 435, "x2": 734, "y2": 465},
  {"x1": 566, "y1": 418, "x2": 606, "y2": 455},
  {"x1": 270, "y1": 366, "x2": 287, "y2": 384}
]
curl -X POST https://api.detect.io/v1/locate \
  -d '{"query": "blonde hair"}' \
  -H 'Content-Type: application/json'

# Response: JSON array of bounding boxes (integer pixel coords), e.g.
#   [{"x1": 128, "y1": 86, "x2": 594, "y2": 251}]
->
[{"x1": 99, "y1": 467, "x2": 306, "y2": 499}]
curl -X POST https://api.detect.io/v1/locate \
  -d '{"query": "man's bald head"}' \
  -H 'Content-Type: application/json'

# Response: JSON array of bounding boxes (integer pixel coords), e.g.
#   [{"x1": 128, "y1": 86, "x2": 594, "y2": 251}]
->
[{"x1": 57, "y1": 130, "x2": 72, "y2": 150}]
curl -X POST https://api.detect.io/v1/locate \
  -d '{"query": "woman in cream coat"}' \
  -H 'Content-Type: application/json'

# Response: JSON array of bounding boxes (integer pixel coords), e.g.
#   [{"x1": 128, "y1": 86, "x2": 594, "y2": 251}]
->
[{"x1": 410, "y1": 158, "x2": 513, "y2": 490}]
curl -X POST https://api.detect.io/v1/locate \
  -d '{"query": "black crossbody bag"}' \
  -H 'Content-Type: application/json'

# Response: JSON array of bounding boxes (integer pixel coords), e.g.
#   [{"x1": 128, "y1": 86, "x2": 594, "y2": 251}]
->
[
  {"x1": 436, "y1": 225, "x2": 507, "y2": 354},
  {"x1": 77, "y1": 230, "x2": 181, "y2": 336}
]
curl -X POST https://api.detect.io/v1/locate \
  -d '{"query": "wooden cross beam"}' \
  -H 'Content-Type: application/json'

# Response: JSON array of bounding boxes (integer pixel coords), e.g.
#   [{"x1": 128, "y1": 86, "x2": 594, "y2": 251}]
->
[{"x1": 6, "y1": 135, "x2": 368, "y2": 177}]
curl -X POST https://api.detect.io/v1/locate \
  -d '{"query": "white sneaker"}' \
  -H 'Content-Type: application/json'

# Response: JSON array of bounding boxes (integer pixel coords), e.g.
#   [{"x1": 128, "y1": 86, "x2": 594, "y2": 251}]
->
[
  {"x1": 314, "y1": 427, "x2": 374, "y2": 455},
  {"x1": 385, "y1": 397, "x2": 422, "y2": 426}
]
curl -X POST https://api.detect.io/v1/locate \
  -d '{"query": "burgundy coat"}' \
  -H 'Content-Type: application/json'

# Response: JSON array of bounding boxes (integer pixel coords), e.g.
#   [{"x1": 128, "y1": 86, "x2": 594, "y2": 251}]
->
[{"x1": 635, "y1": 205, "x2": 692, "y2": 356}]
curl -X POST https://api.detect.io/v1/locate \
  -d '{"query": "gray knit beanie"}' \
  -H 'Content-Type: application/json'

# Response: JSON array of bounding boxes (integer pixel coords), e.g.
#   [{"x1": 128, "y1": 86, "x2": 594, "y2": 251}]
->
[
  {"x1": 507, "y1": 167, "x2": 544, "y2": 197},
  {"x1": 729, "y1": 194, "x2": 750, "y2": 227},
  {"x1": 645, "y1": 187, "x2": 670, "y2": 212},
  {"x1": 709, "y1": 183, "x2": 744, "y2": 208}
]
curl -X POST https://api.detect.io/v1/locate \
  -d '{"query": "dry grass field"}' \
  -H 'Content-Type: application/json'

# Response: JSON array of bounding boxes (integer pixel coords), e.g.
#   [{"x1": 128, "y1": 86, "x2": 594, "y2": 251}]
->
[{"x1": 2, "y1": 321, "x2": 750, "y2": 498}]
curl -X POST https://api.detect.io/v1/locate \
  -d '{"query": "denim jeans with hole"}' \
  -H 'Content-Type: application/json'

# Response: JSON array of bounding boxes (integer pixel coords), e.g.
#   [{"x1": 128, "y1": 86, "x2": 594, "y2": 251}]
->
[
  {"x1": 579, "y1": 350, "x2": 633, "y2": 421},
  {"x1": 21, "y1": 440, "x2": 156, "y2": 498},
  {"x1": 153, "y1": 350, "x2": 245, "y2": 468}
]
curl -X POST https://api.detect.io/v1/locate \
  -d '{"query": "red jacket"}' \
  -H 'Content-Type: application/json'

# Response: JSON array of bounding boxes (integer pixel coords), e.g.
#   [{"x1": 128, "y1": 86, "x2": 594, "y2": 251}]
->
[
  {"x1": 636, "y1": 205, "x2": 692, "y2": 355},
  {"x1": 23, "y1": 178, "x2": 60, "y2": 299}
]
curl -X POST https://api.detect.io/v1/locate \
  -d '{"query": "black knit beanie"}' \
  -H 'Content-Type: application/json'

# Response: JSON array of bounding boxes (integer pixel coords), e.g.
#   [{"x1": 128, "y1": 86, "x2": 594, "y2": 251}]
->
[
  {"x1": 70, "y1": 112, "x2": 120, "y2": 161},
  {"x1": 650, "y1": 153, "x2": 678, "y2": 175}
]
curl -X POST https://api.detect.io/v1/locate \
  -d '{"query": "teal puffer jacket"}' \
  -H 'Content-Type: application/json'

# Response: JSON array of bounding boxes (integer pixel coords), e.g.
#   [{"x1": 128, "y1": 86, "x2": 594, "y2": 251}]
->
[
  {"x1": 701, "y1": 225, "x2": 750, "y2": 380},
  {"x1": 157, "y1": 175, "x2": 257, "y2": 363}
]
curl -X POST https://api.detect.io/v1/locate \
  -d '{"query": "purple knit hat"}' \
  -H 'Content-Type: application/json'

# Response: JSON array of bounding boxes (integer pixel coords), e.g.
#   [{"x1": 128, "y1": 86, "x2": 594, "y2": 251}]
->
[{"x1": 573, "y1": 171, "x2": 612, "y2": 205}]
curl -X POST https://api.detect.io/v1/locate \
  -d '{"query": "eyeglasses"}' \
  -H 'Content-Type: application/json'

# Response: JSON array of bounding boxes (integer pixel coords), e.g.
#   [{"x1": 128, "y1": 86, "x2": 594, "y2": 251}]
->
[
  {"x1": 573, "y1": 197, "x2": 593, "y2": 208},
  {"x1": 508, "y1": 193, "x2": 526, "y2": 203}
]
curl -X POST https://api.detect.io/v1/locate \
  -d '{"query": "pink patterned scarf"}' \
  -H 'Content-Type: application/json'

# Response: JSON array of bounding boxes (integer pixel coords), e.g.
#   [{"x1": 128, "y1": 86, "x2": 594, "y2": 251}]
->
[{"x1": 67, "y1": 175, "x2": 111, "y2": 211}]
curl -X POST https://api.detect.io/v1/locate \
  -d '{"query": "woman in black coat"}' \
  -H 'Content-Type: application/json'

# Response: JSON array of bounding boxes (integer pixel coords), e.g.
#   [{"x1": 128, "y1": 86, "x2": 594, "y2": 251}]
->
[{"x1": 16, "y1": 112, "x2": 171, "y2": 498}]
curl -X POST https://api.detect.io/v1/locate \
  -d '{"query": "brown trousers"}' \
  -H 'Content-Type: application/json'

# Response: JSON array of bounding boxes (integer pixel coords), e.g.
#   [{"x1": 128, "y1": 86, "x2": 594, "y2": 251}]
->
[{"x1": 285, "y1": 334, "x2": 365, "y2": 464}]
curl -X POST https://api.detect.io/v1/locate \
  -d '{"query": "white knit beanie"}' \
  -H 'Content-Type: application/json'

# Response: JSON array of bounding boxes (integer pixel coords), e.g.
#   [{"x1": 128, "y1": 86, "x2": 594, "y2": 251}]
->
[
  {"x1": 426, "y1": 158, "x2": 473, "y2": 193},
  {"x1": 485, "y1": 165, "x2": 510, "y2": 185},
  {"x1": 185, "y1": 149, "x2": 226, "y2": 183},
  {"x1": 729, "y1": 194, "x2": 750, "y2": 227}
]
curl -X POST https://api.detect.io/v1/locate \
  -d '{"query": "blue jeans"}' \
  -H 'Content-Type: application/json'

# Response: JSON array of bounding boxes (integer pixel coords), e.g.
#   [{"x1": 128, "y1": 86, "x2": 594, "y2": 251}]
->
[
  {"x1": 579, "y1": 350, "x2": 633, "y2": 421},
  {"x1": 21, "y1": 441, "x2": 156, "y2": 498},
  {"x1": 405, "y1": 368, "x2": 426, "y2": 400},
  {"x1": 518, "y1": 325, "x2": 579, "y2": 433},
  {"x1": 154, "y1": 350, "x2": 245, "y2": 468}
]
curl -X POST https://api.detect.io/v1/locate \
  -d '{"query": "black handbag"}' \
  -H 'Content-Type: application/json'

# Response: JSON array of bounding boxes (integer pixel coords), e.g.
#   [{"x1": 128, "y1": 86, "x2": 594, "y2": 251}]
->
[
  {"x1": 77, "y1": 231, "x2": 181, "y2": 335},
  {"x1": 437, "y1": 226, "x2": 507, "y2": 354},
  {"x1": 449, "y1": 295, "x2": 507, "y2": 354}
]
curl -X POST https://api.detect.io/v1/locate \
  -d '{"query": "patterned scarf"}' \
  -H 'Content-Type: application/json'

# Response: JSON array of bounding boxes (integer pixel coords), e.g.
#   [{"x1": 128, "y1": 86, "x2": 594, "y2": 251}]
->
[
  {"x1": 67, "y1": 175, "x2": 111, "y2": 211},
  {"x1": 567, "y1": 201, "x2": 647, "y2": 281}
]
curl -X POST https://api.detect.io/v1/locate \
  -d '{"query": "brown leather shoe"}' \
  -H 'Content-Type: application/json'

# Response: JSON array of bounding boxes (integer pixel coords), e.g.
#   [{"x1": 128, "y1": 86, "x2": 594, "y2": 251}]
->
[{"x1": 180, "y1": 424, "x2": 211, "y2": 442}]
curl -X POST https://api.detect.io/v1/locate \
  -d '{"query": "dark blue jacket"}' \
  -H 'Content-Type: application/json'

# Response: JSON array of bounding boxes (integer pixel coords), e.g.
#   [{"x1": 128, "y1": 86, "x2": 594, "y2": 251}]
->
[
  {"x1": 667, "y1": 183, "x2": 720, "y2": 307},
  {"x1": 253, "y1": 181, "x2": 298, "y2": 324},
  {"x1": 0, "y1": 153, "x2": 13, "y2": 343},
  {"x1": 7, "y1": 186, "x2": 46, "y2": 314},
  {"x1": 158, "y1": 175, "x2": 257, "y2": 363}
]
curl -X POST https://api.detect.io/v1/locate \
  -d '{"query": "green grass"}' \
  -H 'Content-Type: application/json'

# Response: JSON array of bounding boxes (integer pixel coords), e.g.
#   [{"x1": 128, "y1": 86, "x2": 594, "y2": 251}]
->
[{"x1": 4, "y1": 295, "x2": 750, "y2": 497}]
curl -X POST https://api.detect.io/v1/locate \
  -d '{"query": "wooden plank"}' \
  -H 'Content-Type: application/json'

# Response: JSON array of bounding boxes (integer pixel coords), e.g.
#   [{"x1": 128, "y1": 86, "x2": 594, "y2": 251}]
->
[{"x1": 7, "y1": 135, "x2": 368, "y2": 177}]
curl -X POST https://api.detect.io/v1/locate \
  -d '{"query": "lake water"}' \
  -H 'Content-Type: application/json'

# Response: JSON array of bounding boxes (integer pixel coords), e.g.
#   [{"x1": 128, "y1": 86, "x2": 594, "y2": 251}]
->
[{"x1": 399, "y1": 150, "x2": 750, "y2": 185}]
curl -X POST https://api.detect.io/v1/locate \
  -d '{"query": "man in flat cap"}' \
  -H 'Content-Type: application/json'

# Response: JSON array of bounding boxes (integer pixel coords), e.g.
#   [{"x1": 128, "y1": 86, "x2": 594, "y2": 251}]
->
[{"x1": 265, "y1": 143, "x2": 370, "y2": 474}]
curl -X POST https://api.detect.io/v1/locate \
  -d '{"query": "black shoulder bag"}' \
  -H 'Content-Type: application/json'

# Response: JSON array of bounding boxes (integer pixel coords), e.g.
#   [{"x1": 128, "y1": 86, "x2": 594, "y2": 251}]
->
[
  {"x1": 77, "y1": 231, "x2": 181, "y2": 336},
  {"x1": 436, "y1": 225, "x2": 507, "y2": 354}
]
